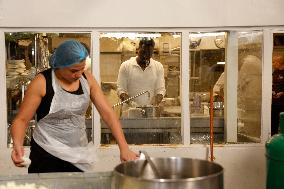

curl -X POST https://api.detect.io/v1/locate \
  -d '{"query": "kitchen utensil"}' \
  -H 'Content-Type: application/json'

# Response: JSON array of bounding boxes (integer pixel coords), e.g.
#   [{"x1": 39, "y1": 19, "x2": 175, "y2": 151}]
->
[
  {"x1": 139, "y1": 151, "x2": 160, "y2": 178},
  {"x1": 137, "y1": 105, "x2": 160, "y2": 118},
  {"x1": 112, "y1": 91, "x2": 150, "y2": 108},
  {"x1": 112, "y1": 157, "x2": 223, "y2": 189}
]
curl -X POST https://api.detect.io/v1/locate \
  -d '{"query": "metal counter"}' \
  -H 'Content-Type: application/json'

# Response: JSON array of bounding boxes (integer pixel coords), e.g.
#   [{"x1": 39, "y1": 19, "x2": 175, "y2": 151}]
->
[
  {"x1": 0, "y1": 172, "x2": 112, "y2": 189},
  {"x1": 86, "y1": 116, "x2": 224, "y2": 144},
  {"x1": 98, "y1": 116, "x2": 224, "y2": 133}
]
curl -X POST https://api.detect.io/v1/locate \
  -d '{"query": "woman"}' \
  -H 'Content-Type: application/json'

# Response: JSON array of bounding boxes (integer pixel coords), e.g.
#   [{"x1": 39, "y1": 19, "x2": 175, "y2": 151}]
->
[{"x1": 11, "y1": 40, "x2": 138, "y2": 173}]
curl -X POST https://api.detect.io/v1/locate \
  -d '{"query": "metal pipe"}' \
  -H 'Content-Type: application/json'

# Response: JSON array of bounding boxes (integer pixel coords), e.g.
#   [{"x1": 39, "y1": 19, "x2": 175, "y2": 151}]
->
[
  {"x1": 112, "y1": 91, "x2": 150, "y2": 108},
  {"x1": 209, "y1": 87, "x2": 214, "y2": 162},
  {"x1": 34, "y1": 34, "x2": 38, "y2": 73}
]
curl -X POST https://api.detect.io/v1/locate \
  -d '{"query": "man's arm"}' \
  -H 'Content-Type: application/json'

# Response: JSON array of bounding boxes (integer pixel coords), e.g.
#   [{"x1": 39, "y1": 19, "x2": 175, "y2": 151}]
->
[
  {"x1": 117, "y1": 62, "x2": 129, "y2": 101},
  {"x1": 154, "y1": 62, "x2": 166, "y2": 105},
  {"x1": 213, "y1": 72, "x2": 224, "y2": 96}
]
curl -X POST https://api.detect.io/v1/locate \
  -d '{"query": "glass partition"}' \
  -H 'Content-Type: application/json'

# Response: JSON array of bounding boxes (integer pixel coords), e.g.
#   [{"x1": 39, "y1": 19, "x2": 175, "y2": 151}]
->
[
  {"x1": 237, "y1": 31, "x2": 262, "y2": 142},
  {"x1": 99, "y1": 32, "x2": 182, "y2": 144},
  {"x1": 188, "y1": 31, "x2": 263, "y2": 144},
  {"x1": 189, "y1": 32, "x2": 226, "y2": 144},
  {"x1": 5, "y1": 32, "x2": 92, "y2": 147},
  {"x1": 271, "y1": 33, "x2": 284, "y2": 136},
  {"x1": 4, "y1": 30, "x2": 265, "y2": 146}
]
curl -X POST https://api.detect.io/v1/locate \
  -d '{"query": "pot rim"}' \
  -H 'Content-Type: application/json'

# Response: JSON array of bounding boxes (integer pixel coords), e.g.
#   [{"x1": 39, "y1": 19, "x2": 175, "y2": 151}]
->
[{"x1": 113, "y1": 157, "x2": 223, "y2": 182}]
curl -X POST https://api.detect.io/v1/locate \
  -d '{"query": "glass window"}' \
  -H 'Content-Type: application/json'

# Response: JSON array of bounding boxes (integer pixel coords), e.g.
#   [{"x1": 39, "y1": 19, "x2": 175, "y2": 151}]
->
[
  {"x1": 271, "y1": 33, "x2": 284, "y2": 136},
  {"x1": 99, "y1": 32, "x2": 182, "y2": 144},
  {"x1": 6, "y1": 32, "x2": 92, "y2": 147},
  {"x1": 5, "y1": 30, "x2": 264, "y2": 147},
  {"x1": 189, "y1": 32, "x2": 226, "y2": 144},
  {"x1": 237, "y1": 31, "x2": 262, "y2": 143}
]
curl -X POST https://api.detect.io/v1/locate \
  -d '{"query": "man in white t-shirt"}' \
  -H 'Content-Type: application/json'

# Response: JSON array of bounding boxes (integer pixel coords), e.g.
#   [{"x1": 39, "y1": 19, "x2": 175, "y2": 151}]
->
[{"x1": 117, "y1": 38, "x2": 166, "y2": 106}]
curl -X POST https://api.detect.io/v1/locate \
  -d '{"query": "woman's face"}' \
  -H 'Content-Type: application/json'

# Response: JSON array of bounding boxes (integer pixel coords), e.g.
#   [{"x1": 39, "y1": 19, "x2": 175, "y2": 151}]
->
[{"x1": 56, "y1": 60, "x2": 86, "y2": 83}]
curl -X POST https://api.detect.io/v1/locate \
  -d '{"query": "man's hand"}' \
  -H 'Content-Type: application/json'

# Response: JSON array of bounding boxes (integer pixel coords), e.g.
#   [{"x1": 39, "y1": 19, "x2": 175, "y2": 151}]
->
[
  {"x1": 153, "y1": 94, "x2": 163, "y2": 106},
  {"x1": 120, "y1": 93, "x2": 130, "y2": 102}
]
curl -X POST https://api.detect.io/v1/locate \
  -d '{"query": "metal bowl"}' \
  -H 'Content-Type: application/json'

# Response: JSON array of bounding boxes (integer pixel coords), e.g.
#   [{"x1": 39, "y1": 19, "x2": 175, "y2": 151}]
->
[{"x1": 112, "y1": 157, "x2": 223, "y2": 189}]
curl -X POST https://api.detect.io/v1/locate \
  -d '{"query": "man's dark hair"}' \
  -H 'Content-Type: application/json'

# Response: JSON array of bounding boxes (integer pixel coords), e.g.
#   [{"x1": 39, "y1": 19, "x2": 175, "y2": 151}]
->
[{"x1": 139, "y1": 38, "x2": 155, "y2": 47}]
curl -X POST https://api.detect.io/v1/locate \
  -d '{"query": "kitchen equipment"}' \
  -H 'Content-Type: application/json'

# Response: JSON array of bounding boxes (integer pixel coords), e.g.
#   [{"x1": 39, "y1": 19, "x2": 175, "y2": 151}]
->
[
  {"x1": 266, "y1": 112, "x2": 284, "y2": 189},
  {"x1": 137, "y1": 105, "x2": 161, "y2": 118},
  {"x1": 112, "y1": 157, "x2": 223, "y2": 189},
  {"x1": 212, "y1": 101, "x2": 224, "y2": 117},
  {"x1": 139, "y1": 151, "x2": 160, "y2": 178},
  {"x1": 127, "y1": 107, "x2": 144, "y2": 118},
  {"x1": 112, "y1": 91, "x2": 150, "y2": 108},
  {"x1": 213, "y1": 101, "x2": 224, "y2": 110}
]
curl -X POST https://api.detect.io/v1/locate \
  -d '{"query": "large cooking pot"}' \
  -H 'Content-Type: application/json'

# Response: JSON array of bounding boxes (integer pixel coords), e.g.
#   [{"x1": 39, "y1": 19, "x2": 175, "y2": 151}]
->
[{"x1": 112, "y1": 157, "x2": 223, "y2": 189}]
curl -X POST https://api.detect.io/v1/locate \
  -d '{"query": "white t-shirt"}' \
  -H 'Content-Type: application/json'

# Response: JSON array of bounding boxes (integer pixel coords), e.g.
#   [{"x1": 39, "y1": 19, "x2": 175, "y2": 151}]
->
[{"x1": 117, "y1": 57, "x2": 166, "y2": 106}]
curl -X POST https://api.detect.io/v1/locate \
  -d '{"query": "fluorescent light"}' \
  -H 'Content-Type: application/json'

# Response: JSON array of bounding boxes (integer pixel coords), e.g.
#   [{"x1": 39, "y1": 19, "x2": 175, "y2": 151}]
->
[
  {"x1": 217, "y1": 62, "x2": 225, "y2": 65},
  {"x1": 173, "y1": 34, "x2": 181, "y2": 38},
  {"x1": 100, "y1": 33, "x2": 161, "y2": 39},
  {"x1": 189, "y1": 32, "x2": 226, "y2": 38}
]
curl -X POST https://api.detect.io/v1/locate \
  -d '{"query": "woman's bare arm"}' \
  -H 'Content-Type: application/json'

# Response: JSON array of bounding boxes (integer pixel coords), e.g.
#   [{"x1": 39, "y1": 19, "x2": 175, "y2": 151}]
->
[
  {"x1": 11, "y1": 74, "x2": 45, "y2": 166},
  {"x1": 84, "y1": 71, "x2": 138, "y2": 161}
]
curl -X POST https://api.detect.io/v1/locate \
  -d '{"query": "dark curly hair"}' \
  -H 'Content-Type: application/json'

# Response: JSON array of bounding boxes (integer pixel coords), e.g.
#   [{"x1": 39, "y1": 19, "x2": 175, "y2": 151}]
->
[{"x1": 139, "y1": 38, "x2": 155, "y2": 47}]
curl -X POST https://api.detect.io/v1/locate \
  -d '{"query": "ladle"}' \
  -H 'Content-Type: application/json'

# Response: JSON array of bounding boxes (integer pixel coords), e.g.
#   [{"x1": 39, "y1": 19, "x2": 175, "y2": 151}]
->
[
  {"x1": 139, "y1": 150, "x2": 161, "y2": 178},
  {"x1": 112, "y1": 91, "x2": 150, "y2": 108}
]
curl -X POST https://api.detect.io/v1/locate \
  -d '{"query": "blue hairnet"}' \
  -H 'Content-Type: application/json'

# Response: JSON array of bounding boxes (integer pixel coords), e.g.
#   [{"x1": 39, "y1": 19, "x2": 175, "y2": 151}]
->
[{"x1": 49, "y1": 40, "x2": 89, "y2": 68}]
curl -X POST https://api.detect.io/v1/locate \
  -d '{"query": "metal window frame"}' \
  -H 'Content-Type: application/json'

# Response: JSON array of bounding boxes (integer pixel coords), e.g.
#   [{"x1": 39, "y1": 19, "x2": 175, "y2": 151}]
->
[{"x1": 0, "y1": 26, "x2": 279, "y2": 149}]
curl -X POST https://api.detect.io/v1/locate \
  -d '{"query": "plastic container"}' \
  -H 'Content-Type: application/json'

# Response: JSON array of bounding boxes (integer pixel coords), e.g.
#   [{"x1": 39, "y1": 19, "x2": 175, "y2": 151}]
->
[{"x1": 266, "y1": 112, "x2": 284, "y2": 189}]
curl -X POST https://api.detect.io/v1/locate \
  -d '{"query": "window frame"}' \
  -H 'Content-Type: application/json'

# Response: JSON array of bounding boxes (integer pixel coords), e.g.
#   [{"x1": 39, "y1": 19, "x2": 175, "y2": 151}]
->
[{"x1": 0, "y1": 27, "x2": 278, "y2": 149}]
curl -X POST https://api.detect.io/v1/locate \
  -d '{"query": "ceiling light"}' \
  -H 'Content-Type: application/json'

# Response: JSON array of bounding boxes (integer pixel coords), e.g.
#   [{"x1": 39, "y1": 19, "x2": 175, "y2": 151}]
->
[{"x1": 100, "y1": 33, "x2": 161, "y2": 39}]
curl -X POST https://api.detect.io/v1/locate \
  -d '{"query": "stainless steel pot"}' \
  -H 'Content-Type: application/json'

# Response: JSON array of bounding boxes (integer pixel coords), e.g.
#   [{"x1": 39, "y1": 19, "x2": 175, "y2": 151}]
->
[
  {"x1": 137, "y1": 105, "x2": 161, "y2": 118},
  {"x1": 112, "y1": 157, "x2": 223, "y2": 189}
]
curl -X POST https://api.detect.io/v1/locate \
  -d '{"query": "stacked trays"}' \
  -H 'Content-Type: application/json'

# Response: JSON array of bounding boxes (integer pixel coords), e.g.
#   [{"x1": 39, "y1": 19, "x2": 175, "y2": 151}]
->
[{"x1": 6, "y1": 59, "x2": 28, "y2": 89}]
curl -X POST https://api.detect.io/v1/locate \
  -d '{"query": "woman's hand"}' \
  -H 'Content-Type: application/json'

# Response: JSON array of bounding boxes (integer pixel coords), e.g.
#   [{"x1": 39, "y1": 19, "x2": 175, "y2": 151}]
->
[
  {"x1": 120, "y1": 147, "x2": 139, "y2": 162},
  {"x1": 11, "y1": 145, "x2": 25, "y2": 167}
]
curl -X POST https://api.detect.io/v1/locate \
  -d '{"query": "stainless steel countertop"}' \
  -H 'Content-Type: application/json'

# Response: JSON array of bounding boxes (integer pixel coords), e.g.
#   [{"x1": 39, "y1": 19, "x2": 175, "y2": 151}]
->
[
  {"x1": 0, "y1": 172, "x2": 112, "y2": 189},
  {"x1": 85, "y1": 116, "x2": 224, "y2": 134},
  {"x1": 86, "y1": 116, "x2": 224, "y2": 129}
]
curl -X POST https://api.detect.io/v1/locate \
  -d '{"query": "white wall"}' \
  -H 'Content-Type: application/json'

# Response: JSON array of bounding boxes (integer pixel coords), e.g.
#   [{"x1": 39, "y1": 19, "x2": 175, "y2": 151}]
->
[
  {"x1": 0, "y1": 0, "x2": 283, "y2": 27},
  {"x1": 0, "y1": 0, "x2": 278, "y2": 189},
  {"x1": 0, "y1": 145, "x2": 266, "y2": 189}
]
